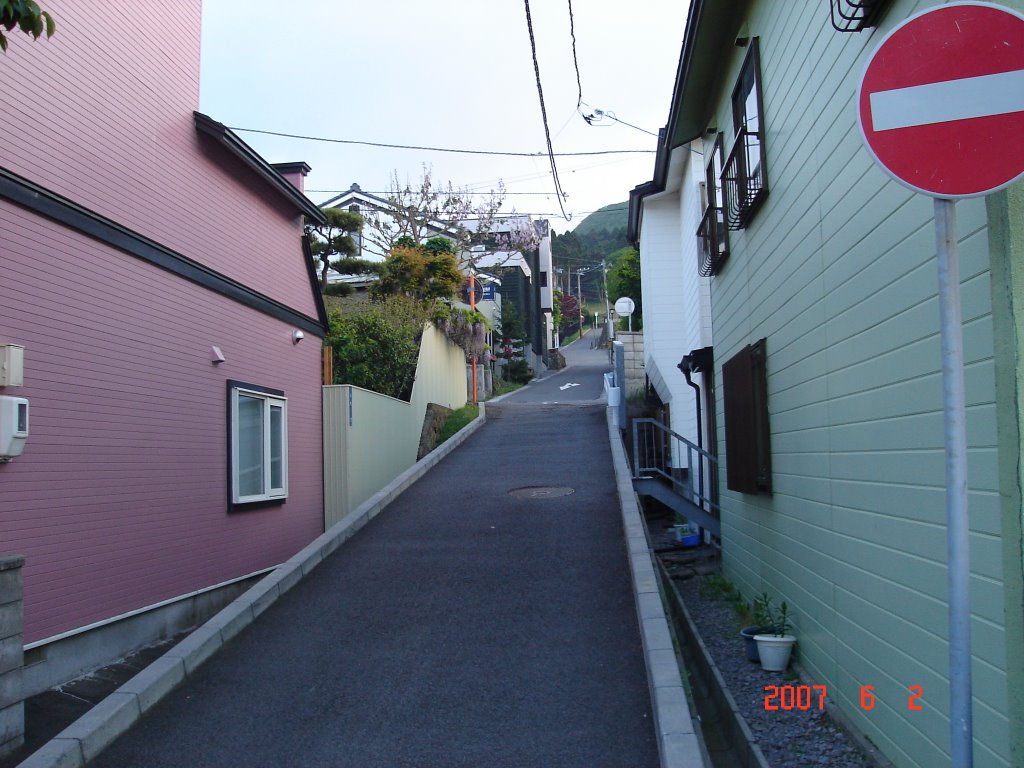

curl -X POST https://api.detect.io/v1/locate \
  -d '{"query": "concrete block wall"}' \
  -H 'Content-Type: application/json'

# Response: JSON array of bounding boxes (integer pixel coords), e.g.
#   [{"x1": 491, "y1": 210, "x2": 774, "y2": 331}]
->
[
  {"x1": 0, "y1": 556, "x2": 24, "y2": 759},
  {"x1": 618, "y1": 332, "x2": 646, "y2": 395}
]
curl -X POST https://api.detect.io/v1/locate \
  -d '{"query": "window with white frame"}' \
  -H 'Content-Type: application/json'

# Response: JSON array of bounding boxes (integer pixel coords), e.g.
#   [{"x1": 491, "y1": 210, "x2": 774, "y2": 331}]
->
[{"x1": 229, "y1": 381, "x2": 287, "y2": 505}]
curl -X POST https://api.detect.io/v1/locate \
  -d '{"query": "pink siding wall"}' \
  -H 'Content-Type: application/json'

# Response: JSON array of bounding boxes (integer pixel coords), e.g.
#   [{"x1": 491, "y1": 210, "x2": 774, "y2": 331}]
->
[
  {"x1": 0, "y1": 200, "x2": 324, "y2": 642},
  {"x1": 0, "y1": 0, "x2": 318, "y2": 319}
]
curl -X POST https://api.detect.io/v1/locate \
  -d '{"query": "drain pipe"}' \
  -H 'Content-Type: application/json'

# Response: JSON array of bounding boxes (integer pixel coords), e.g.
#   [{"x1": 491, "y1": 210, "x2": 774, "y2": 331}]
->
[{"x1": 677, "y1": 354, "x2": 703, "y2": 454}]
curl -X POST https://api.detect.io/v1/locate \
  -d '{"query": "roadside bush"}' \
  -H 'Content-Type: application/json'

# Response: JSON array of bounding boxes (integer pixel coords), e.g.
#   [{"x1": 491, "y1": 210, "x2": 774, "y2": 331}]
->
[
  {"x1": 325, "y1": 295, "x2": 434, "y2": 400},
  {"x1": 504, "y1": 357, "x2": 532, "y2": 384}
]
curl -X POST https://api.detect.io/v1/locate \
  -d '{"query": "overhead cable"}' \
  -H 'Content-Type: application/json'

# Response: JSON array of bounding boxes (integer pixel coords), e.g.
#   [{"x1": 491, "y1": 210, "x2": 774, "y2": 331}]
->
[
  {"x1": 567, "y1": 0, "x2": 583, "y2": 110},
  {"x1": 523, "y1": 0, "x2": 571, "y2": 221},
  {"x1": 227, "y1": 126, "x2": 653, "y2": 158}
]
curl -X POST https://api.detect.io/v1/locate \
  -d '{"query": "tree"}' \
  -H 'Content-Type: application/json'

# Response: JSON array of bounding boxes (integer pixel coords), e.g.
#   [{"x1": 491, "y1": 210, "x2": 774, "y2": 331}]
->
[
  {"x1": 324, "y1": 297, "x2": 432, "y2": 400},
  {"x1": 559, "y1": 292, "x2": 580, "y2": 330},
  {"x1": 498, "y1": 299, "x2": 527, "y2": 359},
  {"x1": 305, "y1": 207, "x2": 376, "y2": 290},
  {"x1": 361, "y1": 165, "x2": 540, "y2": 273},
  {"x1": 607, "y1": 246, "x2": 642, "y2": 322},
  {"x1": 1, "y1": 1, "x2": 55, "y2": 52},
  {"x1": 371, "y1": 237, "x2": 462, "y2": 303}
]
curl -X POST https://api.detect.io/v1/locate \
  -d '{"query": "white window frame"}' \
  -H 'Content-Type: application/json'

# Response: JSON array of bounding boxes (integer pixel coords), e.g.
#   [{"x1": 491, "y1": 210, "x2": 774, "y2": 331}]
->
[{"x1": 230, "y1": 384, "x2": 288, "y2": 505}]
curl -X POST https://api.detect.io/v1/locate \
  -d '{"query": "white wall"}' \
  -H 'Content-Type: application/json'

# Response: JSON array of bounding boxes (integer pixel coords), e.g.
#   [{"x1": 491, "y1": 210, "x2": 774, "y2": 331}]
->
[
  {"x1": 638, "y1": 145, "x2": 712, "y2": 449},
  {"x1": 323, "y1": 323, "x2": 468, "y2": 528}
]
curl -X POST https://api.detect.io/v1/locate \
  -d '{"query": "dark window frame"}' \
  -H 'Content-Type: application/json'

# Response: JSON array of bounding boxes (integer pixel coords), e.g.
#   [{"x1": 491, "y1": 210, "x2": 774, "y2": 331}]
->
[
  {"x1": 721, "y1": 38, "x2": 768, "y2": 230},
  {"x1": 722, "y1": 339, "x2": 771, "y2": 494},
  {"x1": 697, "y1": 132, "x2": 729, "y2": 276}
]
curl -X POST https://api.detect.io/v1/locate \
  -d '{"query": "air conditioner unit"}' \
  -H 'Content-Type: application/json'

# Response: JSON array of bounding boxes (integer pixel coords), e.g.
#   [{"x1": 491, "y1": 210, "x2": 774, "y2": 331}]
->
[{"x1": 0, "y1": 395, "x2": 28, "y2": 461}]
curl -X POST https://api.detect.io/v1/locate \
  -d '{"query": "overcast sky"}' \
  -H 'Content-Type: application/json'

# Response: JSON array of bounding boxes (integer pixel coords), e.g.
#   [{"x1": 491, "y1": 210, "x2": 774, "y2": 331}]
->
[{"x1": 199, "y1": 0, "x2": 688, "y2": 233}]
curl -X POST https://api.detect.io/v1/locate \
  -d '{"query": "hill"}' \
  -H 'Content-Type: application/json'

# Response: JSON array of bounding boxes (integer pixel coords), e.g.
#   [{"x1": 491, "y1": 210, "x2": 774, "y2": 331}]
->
[{"x1": 572, "y1": 200, "x2": 629, "y2": 237}]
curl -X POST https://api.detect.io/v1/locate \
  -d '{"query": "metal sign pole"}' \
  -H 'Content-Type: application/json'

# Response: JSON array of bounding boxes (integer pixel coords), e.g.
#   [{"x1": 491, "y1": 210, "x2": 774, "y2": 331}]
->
[{"x1": 934, "y1": 197, "x2": 972, "y2": 768}]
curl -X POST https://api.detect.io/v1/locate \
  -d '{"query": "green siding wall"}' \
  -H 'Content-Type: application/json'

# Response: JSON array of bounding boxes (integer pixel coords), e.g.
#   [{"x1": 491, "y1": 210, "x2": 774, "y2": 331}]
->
[{"x1": 704, "y1": 1, "x2": 1013, "y2": 765}]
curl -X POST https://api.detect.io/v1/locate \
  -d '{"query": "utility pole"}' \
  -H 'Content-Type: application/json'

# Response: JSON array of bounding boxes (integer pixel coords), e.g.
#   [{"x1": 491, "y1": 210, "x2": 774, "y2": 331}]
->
[{"x1": 576, "y1": 269, "x2": 584, "y2": 331}]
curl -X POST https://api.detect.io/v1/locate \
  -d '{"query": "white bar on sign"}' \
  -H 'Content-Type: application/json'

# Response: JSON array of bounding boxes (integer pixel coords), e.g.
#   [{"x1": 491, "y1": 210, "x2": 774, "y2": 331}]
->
[{"x1": 870, "y1": 68, "x2": 1024, "y2": 131}]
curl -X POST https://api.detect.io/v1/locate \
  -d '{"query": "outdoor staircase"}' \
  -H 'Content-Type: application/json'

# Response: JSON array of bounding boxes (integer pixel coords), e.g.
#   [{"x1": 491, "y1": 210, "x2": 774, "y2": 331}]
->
[{"x1": 629, "y1": 418, "x2": 721, "y2": 538}]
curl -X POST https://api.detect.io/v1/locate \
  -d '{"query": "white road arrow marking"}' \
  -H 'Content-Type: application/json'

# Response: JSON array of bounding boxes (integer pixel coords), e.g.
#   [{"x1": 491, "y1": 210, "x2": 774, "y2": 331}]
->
[
  {"x1": 870, "y1": 69, "x2": 1024, "y2": 131},
  {"x1": 559, "y1": 382, "x2": 581, "y2": 390}
]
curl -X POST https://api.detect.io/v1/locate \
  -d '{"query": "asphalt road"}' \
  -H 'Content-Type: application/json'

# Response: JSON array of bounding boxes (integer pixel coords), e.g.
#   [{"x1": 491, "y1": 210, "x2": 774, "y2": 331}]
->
[
  {"x1": 499, "y1": 330, "x2": 611, "y2": 405},
  {"x1": 90, "y1": 331, "x2": 656, "y2": 768}
]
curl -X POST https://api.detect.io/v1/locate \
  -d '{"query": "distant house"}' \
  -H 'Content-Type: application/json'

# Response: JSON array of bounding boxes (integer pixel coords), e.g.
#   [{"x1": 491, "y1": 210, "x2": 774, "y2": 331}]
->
[
  {"x1": 630, "y1": 1, "x2": 1024, "y2": 766},
  {"x1": 318, "y1": 183, "x2": 454, "y2": 263},
  {"x1": 322, "y1": 189, "x2": 557, "y2": 372},
  {"x1": 468, "y1": 217, "x2": 555, "y2": 368},
  {"x1": 0, "y1": 0, "x2": 328, "y2": 693}
]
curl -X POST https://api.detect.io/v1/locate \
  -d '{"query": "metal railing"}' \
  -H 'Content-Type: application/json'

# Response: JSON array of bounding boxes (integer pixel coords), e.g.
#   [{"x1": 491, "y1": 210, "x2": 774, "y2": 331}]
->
[
  {"x1": 722, "y1": 126, "x2": 767, "y2": 230},
  {"x1": 697, "y1": 203, "x2": 728, "y2": 277},
  {"x1": 829, "y1": 0, "x2": 890, "y2": 32},
  {"x1": 632, "y1": 417, "x2": 719, "y2": 520}
]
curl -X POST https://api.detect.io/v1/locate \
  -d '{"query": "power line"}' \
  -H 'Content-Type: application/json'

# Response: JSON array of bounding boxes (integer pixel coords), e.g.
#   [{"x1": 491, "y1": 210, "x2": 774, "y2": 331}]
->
[
  {"x1": 308, "y1": 189, "x2": 577, "y2": 197},
  {"x1": 523, "y1": 0, "x2": 571, "y2": 221},
  {"x1": 567, "y1": 0, "x2": 582, "y2": 110},
  {"x1": 227, "y1": 126, "x2": 653, "y2": 158}
]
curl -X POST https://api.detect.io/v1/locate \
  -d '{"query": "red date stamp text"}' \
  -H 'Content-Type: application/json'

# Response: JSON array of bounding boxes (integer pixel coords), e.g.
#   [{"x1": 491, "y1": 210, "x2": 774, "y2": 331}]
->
[{"x1": 764, "y1": 685, "x2": 924, "y2": 711}]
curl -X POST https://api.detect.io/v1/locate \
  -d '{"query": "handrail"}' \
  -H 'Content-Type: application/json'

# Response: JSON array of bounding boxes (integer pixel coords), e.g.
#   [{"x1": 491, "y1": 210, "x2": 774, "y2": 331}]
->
[{"x1": 631, "y1": 417, "x2": 720, "y2": 521}]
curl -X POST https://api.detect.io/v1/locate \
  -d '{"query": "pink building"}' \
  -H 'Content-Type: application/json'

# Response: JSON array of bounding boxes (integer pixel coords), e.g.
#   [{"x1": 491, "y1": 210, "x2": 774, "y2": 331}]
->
[{"x1": 0, "y1": 1, "x2": 327, "y2": 690}]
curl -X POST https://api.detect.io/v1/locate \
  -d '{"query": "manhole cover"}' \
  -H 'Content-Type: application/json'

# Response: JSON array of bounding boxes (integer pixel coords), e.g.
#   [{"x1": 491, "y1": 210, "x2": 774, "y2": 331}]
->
[{"x1": 508, "y1": 486, "x2": 575, "y2": 499}]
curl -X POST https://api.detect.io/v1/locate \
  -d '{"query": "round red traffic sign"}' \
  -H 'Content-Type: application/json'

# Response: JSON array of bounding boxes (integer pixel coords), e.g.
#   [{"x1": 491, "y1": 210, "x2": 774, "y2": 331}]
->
[{"x1": 857, "y1": 2, "x2": 1024, "y2": 198}]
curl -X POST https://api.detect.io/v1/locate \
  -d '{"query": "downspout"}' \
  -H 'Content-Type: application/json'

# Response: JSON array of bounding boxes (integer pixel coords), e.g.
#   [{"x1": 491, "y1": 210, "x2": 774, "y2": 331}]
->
[
  {"x1": 678, "y1": 346, "x2": 715, "y2": 508},
  {"x1": 677, "y1": 355, "x2": 703, "y2": 453}
]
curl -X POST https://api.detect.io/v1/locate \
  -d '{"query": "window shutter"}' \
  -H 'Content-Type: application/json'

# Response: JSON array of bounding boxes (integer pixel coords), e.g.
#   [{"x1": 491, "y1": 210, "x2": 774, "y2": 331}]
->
[{"x1": 722, "y1": 339, "x2": 772, "y2": 494}]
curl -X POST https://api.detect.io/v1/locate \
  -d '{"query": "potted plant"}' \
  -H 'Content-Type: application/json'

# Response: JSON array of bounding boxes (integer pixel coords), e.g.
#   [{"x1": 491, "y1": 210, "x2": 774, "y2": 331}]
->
[
  {"x1": 739, "y1": 592, "x2": 773, "y2": 663},
  {"x1": 754, "y1": 600, "x2": 797, "y2": 672}
]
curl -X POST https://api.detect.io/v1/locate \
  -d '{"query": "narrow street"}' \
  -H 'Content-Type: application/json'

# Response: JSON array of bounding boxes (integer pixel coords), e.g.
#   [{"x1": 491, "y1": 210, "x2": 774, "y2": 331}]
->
[{"x1": 87, "y1": 333, "x2": 660, "y2": 767}]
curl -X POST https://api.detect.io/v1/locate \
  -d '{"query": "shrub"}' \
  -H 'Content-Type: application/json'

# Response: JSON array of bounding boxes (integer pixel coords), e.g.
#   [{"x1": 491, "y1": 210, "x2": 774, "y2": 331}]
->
[
  {"x1": 324, "y1": 295, "x2": 434, "y2": 400},
  {"x1": 505, "y1": 358, "x2": 532, "y2": 384}
]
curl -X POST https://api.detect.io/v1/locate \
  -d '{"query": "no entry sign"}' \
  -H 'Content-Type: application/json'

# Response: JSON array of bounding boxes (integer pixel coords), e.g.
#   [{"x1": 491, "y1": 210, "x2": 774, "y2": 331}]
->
[{"x1": 858, "y1": 2, "x2": 1024, "y2": 198}]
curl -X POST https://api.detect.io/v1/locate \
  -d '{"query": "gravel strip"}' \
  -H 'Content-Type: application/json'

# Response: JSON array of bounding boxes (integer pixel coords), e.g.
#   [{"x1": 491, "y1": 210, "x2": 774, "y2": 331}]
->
[{"x1": 667, "y1": 563, "x2": 872, "y2": 768}]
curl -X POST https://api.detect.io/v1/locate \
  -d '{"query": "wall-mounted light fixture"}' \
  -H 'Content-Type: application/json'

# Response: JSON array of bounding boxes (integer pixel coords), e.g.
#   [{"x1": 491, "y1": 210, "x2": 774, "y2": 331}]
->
[{"x1": 292, "y1": 330, "x2": 304, "y2": 344}]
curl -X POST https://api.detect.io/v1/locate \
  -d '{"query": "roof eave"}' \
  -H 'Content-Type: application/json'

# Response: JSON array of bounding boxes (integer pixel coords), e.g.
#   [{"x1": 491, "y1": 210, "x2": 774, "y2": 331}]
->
[
  {"x1": 627, "y1": 0, "x2": 747, "y2": 245},
  {"x1": 194, "y1": 112, "x2": 326, "y2": 224},
  {"x1": 665, "y1": 0, "x2": 748, "y2": 149}
]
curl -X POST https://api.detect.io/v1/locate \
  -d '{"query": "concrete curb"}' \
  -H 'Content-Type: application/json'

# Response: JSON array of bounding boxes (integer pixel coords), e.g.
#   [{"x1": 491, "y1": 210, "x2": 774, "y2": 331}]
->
[
  {"x1": 16, "y1": 406, "x2": 487, "y2": 768},
  {"x1": 605, "y1": 408, "x2": 711, "y2": 768}
]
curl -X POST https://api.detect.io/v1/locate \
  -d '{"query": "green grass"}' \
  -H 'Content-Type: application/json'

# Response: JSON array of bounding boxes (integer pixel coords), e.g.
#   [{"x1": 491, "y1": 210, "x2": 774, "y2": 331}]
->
[
  {"x1": 437, "y1": 403, "x2": 480, "y2": 444},
  {"x1": 490, "y1": 374, "x2": 525, "y2": 398}
]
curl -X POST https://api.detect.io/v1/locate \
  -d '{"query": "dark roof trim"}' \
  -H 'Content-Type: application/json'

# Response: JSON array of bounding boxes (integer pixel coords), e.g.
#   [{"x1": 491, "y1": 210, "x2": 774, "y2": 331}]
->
[
  {"x1": 318, "y1": 184, "x2": 394, "y2": 211},
  {"x1": 194, "y1": 112, "x2": 326, "y2": 224},
  {"x1": 272, "y1": 161, "x2": 312, "y2": 176},
  {"x1": 317, "y1": 184, "x2": 455, "y2": 237},
  {"x1": 666, "y1": 0, "x2": 747, "y2": 149},
  {"x1": 302, "y1": 233, "x2": 330, "y2": 329},
  {"x1": 627, "y1": 0, "x2": 746, "y2": 246},
  {"x1": 0, "y1": 166, "x2": 326, "y2": 336}
]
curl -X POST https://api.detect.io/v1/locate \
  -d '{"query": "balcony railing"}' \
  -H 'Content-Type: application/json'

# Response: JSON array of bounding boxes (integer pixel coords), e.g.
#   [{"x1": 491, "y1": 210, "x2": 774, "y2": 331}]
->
[
  {"x1": 697, "y1": 204, "x2": 728, "y2": 277},
  {"x1": 721, "y1": 127, "x2": 767, "y2": 230},
  {"x1": 829, "y1": 0, "x2": 890, "y2": 32}
]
